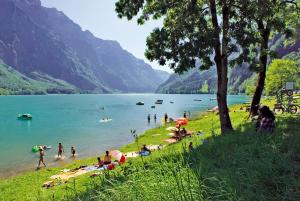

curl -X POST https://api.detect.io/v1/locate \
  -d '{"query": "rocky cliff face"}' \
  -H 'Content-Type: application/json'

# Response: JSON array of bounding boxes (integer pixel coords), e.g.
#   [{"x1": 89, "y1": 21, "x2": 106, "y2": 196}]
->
[{"x1": 0, "y1": 0, "x2": 166, "y2": 94}]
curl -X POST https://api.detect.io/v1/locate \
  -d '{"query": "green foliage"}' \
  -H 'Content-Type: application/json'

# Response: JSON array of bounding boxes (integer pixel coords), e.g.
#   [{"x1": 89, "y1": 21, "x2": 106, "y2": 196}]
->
[
  {"x1": 77, "y1": 115, "x2": 299, "y2": 201},
  {"x1": 199, "y1": 80, "x2": 209, "y2": 93},
  {"x1": 266, "y1": 59, "x2": 300, "y2": 95},
  {"x1": 240, "y1": 75, "x2": 258, "y2": 95}
]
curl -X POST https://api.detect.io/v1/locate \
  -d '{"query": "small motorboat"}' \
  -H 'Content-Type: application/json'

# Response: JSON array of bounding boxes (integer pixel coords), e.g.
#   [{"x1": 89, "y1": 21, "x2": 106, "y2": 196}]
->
[
  {"x1": 99, "y1": 118, "x2": 112, "y2": 123},
  {"x1": 194, "y1": 99, "x2": 202, "y2": 101},
  {"x1": 17, "y1": 114, "x2": 32, "y2": 120},
  {"x1": 170, "y1": 101, "x2": 174, "y2": 104},
  {"x1": 155, "y1": 99, "x2": 163, "y2": 104},
  {"x1": 151, "y1": 105, "x2": 156, "y2": 109},
  {"x1": 210, "y1": 98, "x2": 217, "y2": 101},
  {"x1": 136, "y1": 102, "x2": 144, "y2": 105}
]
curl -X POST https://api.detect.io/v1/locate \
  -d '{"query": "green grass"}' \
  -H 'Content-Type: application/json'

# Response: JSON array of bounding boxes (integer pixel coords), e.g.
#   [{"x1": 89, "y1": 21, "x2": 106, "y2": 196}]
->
[{"x1": 0, "y1": 103, "x2": 299, "y2": 201}]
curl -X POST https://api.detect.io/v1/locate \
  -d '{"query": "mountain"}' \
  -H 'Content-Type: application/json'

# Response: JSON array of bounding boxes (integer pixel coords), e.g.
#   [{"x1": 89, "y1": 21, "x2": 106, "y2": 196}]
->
[
  {"x1": 156, "y1": 36, "x2": 300, "y2": 94},
  {"x1": 0, "y1": 59, "x2": 77, "y2": 95},
  {"x1": 154, "y1": 69, "x2": 170, "y2": 83},
  {"x1": 0, "y1": 0, "x2": 165, "y2": 95}
]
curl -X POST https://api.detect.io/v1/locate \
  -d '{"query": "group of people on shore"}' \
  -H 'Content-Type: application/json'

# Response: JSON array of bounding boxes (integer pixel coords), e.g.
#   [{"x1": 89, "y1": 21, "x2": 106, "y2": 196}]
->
[
  {"x1": 147, "y1": 111, "x2": 190, "y2": 124},
  {"x1": 37, "y1": 143, "x2": 76, "y2": 169},
  {"x1": 94, "y1": 151, "x2": 113, "y2": 168}
]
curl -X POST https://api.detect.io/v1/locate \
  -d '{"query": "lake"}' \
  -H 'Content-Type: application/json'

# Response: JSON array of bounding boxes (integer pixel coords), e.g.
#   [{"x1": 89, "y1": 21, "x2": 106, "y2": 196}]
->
[{"x1": 0, "y1": 94, "x2": 249, "y2": 177}]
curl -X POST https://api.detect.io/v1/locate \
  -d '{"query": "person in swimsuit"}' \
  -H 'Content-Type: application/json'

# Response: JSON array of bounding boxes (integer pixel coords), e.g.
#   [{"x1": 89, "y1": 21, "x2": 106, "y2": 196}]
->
[
  {"x1": 71, "y1": 146, "x2": 76, "y2": 157},
  {"x1": 58, "y1": 143, "x2": 64, "y2": 159},
  {"x1": 103, "y1": 151, "x2": 112, "y2": 165},
  {"x1": 95, "y1": 157, "x2": 104, "y2": 167},
  {"x1": 37, "y1": 147, "x2": 46, "y2": 168}
]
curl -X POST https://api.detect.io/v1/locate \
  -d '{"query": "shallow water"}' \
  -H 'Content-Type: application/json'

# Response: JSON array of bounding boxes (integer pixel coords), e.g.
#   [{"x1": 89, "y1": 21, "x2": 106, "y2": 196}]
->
[{"x1": 0, "y1": 94, "x2": 249, "y2": 177}]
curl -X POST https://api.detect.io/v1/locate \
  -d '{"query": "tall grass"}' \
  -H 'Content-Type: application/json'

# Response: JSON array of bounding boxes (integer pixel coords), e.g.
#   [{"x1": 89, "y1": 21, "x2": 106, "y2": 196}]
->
[{"x1": 69, "y1": 115, "x2": 300, "y2": 201}]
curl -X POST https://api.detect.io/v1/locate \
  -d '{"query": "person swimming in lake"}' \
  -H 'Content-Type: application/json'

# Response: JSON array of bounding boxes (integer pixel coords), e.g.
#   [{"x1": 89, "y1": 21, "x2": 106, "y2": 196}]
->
[
  {"x1": 58, "y1": 143, "x2": 64, "y2": 159},
  {"x1": 37, "y1": 147, "x2": 46, "y2": 168},
  {"x1": 71, "y1": 146, "x2": 76, "y2": 157},
  {"x1": 104, "y1": 151, "x2": 112, "y2": 165}
]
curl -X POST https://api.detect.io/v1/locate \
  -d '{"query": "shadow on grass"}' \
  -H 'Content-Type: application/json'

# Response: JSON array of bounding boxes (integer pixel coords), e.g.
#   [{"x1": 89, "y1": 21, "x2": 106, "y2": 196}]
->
[
  {"x1": 182, "y1": 115, "x2": 300, "y2": 201},
  {"x1": 69, "y1": 115, "x2": 300, "y2": 201}
]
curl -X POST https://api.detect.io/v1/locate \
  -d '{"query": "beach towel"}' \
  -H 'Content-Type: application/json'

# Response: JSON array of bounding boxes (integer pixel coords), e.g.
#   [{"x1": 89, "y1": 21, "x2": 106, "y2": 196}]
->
[
  {"x1": 164, "y1": 138, "x2": 177, "y2": 143},
  {"x1": 125, "y1": 152, "x2": 139, "y2": 158}
]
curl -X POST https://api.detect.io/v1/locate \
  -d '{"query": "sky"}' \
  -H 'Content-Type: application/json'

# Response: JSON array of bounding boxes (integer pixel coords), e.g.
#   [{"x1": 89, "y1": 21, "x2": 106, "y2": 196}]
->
[{"x1": 41, "y1": 0, "x2": 171, "y2": 72}]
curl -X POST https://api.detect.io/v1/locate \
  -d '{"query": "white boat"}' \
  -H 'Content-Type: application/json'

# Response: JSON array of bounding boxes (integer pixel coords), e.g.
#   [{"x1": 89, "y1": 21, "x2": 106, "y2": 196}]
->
[
  {"x1": 99, "y1": 118, "x2": 112, "y2": 123},
  {"x1": 17, "y1": 114, "x2": 32, "y2": 120}
]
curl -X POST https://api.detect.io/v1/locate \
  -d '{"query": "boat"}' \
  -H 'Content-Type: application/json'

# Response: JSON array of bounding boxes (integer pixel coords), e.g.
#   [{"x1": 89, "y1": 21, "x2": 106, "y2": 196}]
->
[
  {"x1": 151, "y1": 106, "x2": 155, "y2": 108},
  {"x1": 170, "y1": 101, "x2": 174, "y2": 104},
  {"x1": 194, "y1": 99, "x2": 202, "y2": 101},
  {"x1": 17, "y1": 114, "x2": 32, "y2": 120},
  {"x1": 155, "y1": 99, "x2": 163, "y2": 104},
  {"x1": 210, "y1": 98, "x2": 217, "y2": 101},
  {"x1": 99, "y1": 118, "x2": 112, "y2": 123},
  {"x1": 136, "y1": 102, "x2": 144, "y2": 105}
]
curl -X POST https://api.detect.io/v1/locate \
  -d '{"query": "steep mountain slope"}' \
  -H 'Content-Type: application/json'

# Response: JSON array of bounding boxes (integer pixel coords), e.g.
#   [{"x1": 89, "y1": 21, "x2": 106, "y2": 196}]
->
[
  {"x1": 0, "y1": 0, "x2": 165, "y2": 93},
  {"x1": 0, "y1": 59, "x2": 76, "y2": 95}
]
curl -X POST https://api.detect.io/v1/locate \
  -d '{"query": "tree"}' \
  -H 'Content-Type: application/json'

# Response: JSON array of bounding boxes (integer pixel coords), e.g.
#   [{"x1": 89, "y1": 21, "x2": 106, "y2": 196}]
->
[
  {"x1": 234, "y1": 0, "x2": 299, "y2": 116},
  {"x1": 115, "y1": 0, "x2": 254, "y2": 133},
  {"x1": 200, "y1": 81, "x2": 209, "y2": 93},
  {"x1": 266, "y1": 59, "x2": 300, "y2": 95}
]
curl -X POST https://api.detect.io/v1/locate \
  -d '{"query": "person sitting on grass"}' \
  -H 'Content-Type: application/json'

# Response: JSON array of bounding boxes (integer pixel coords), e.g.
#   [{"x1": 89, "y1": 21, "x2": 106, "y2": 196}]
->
[
  {"x1": 104, "y1": 151, "x2": 112, "y2": 165},
  {"x1": 141, "y1": 144, "x2": 151, "y2": 153},
  {"x1": 257, "y1": 106, "x2": 275, "y2": 133},
  {"x1": 181, "y1": 127, "x2": 187, "y2": 135},
  {"x1": 95, "y1": 157, "x2": 104, "y2": 168}
]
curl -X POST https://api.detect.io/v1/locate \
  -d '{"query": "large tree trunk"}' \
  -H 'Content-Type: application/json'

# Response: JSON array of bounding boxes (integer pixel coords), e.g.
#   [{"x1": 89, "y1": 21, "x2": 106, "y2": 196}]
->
[
  {"x1": 209, "y1": 0, "x2": 233, "y2": 133},
  {"x1": 250, "y1": 22, "x2": 270, "y2": 116}
]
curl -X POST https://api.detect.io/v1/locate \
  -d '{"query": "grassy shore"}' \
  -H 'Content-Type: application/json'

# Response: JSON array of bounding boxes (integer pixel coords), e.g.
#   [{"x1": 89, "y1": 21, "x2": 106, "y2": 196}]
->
[{"x1": 0, "y1": 101, "x2": 299, "y2": 201}]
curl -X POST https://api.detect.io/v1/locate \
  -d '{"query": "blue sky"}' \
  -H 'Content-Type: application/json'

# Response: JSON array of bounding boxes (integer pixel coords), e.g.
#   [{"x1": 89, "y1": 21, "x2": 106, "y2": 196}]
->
[{"x1": 41, "y1": 0, "x2": 171, "y2": 72}]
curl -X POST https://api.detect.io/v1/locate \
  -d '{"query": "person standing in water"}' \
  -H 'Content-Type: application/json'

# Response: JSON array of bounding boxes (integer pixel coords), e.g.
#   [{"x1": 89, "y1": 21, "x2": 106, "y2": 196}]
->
[
  {"x1": 37, "y1": 147, "x2": 46, "y2": 168},
  {"x1": 154, "y1": 114, "x2": 157, "y2": 123},
  {"x1": 71, "y1": 146, "x2": 76, "y2": 157},
  {"x1": 164, "y1": 113, "x2": 168, "y2": 124},
  {"x1": 183, "y1": 111, "x2": 187, "y2": 118},
  {"x1": 58, "y1": 143, "x2": 64, "y2": 159},
  {"x1": 147, "y1": 114, "x2": 151, "y2": 124}
]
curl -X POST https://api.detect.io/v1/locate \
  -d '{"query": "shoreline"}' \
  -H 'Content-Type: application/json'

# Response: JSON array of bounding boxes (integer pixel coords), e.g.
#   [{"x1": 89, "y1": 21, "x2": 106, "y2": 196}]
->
[
  {"x1": 0, "y1": 96, "x2": 249, "y2": 180},
  {"x1": 0, "y1": 113, "x2": 207, "y2": 180}
]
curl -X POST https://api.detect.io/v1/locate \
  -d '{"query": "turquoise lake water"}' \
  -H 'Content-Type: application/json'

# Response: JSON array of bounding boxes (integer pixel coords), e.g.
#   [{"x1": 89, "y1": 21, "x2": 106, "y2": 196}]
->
[{"x1": 0, "y1": 94, "x2": 249, "y2": 177}]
